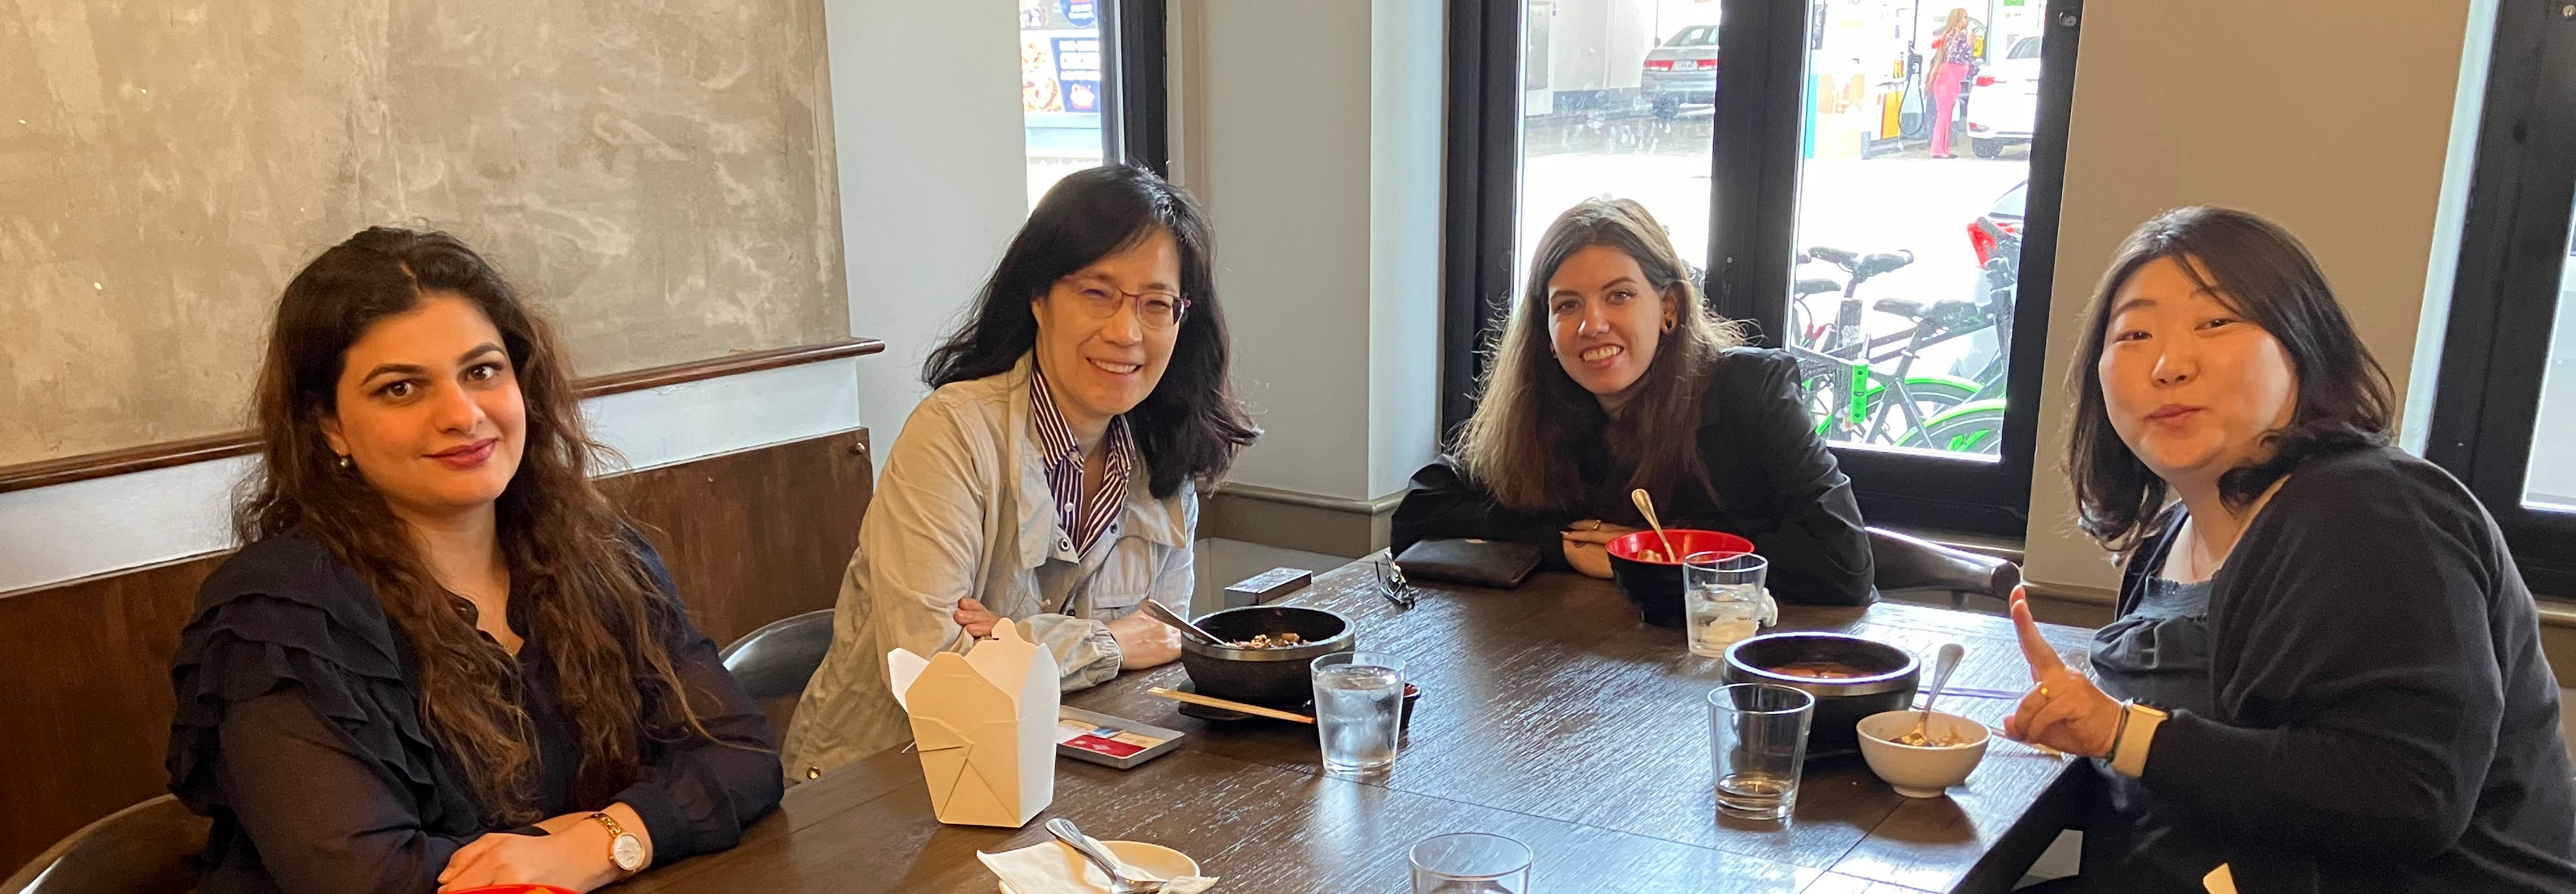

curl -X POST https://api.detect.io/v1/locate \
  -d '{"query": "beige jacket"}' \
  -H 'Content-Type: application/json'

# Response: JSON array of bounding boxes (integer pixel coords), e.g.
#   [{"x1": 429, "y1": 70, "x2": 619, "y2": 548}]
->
[{"x1": 780, "y1": 357, "x2": 1196, "y2": 779}]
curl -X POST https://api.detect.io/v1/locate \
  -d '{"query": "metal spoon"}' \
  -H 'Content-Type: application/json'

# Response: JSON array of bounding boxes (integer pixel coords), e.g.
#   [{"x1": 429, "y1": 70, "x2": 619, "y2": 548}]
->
[
  {"x1": 1909, "y1": 642, "x2": 1966, "y2": 745},
  {"x1": 1629, "y1": 488, "x2": 1678, "y2": 562},
  {"x1": 1137, "y1": 598, "x2": 1225, "y2": 648},
  {"x1": 1046, "y1": 817, "x2": 1165, "y2": 894}
]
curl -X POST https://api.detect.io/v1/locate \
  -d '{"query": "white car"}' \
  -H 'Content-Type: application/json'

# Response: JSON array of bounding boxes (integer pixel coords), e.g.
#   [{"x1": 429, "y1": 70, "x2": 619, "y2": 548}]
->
[{"x1": 1964, "y1": 35, "x2": 2041, "y2": 158}]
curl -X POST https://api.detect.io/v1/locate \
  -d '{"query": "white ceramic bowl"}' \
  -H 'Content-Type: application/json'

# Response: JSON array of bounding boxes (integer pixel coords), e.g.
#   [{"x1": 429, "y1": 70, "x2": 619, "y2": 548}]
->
[
  {"x1": 996, "y1": 840, "x2": 1201, "y2": 894},
  {"x1": 1856, "y1": 709, "x2": 1991, "y2": 798}
]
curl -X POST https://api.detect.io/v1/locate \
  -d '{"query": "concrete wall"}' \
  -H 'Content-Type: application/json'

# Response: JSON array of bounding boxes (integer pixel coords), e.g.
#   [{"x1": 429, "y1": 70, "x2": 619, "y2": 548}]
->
[
  {"x1": 0, "y1": 0, "x2": 846, "y2": 465},
  {"x1": 2022, "y1": 0, "x2": 2488, "y2": 594}
]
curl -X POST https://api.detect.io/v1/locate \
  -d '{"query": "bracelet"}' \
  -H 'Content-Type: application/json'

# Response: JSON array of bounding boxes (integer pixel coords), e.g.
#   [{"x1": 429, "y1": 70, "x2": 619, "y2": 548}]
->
[{"x1": 2104, "y1": 699, "x2": 2134, "y2": 762}]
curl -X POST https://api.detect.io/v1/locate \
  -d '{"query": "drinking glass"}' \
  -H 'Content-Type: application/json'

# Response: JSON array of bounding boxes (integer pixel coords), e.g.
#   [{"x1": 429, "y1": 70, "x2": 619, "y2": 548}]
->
[
  {"x1": 1409, "y1": 831, "x2": 1531, "y2": 893},
  {"x1": 1311, "y1": 651, "x2": 1406, "y2": 775},
  {"x1": 1684, "y1": 551, "x2": 1767, "y2": 657},
  {"x1": 1708, "y1": 682, "x2": 1814, "y2": 821}
]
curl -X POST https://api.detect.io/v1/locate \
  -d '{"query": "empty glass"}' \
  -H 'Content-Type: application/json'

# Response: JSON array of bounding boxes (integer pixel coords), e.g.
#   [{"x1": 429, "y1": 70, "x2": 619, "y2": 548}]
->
[
  {"x1": 1708, "y1": 683, "x2": 1815, "y2": 821},
  {"x1": 1683, "y1": 551, "x2": 1768, "y2": 657},
  {"x1": 1311, "y1": 651, "x2": 1406, "y2": 775},
  {"x1": 1410, "y1": 832, "x2": 1531, "y2": 893}
]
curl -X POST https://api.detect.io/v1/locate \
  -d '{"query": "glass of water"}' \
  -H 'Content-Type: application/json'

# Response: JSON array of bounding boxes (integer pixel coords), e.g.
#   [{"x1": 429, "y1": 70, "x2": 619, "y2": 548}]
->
[
  {"x1": 1409, "y1": 832, "x2": 1531, "y2": 893},
  {"x1": 1311, "y1": 651, "x2": 1406, "y2": 775},
  {"x1": 1683, "y1": 551, "x2": 1767, "y2": 658},
  {"x1": 1708, "y1": 682, "x2": 1814, "y2": 821}
]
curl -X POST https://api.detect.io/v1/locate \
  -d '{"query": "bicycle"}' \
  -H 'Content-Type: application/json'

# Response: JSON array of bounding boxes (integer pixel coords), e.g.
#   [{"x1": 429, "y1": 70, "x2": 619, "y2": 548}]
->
[{"x1": 1785, "y1": 244, "x2": 2011, "y2": 454}]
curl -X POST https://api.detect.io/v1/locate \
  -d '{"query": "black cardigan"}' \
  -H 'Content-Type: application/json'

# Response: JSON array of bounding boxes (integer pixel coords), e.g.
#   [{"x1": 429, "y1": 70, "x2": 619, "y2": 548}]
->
[
  {"x1": 2136, "y1": 446, "x2": 2576, "y2": 892},
  {"x1": 1392, "y1": 347, "x2": 1876, "y2": 606},
  {"x1": 165, "y1": 530, "x2": 783, "y2": 894}
]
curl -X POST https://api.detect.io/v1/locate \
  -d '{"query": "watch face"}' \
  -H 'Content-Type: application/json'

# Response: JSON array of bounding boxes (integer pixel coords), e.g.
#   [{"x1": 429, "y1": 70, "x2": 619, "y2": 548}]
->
[{"x1": 611, "y1": 834, "x2": 645, "y2": 872}]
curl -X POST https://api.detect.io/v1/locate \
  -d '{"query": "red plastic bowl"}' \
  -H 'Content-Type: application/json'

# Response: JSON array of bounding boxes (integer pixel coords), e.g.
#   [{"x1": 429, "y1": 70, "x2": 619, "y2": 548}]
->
[
  {"x1": 1605, "y1": 529, "x2": 1752, "y2": 565},
  {"x1": 1604, "y1": 529, "x2": 1754, "y2": 627}
]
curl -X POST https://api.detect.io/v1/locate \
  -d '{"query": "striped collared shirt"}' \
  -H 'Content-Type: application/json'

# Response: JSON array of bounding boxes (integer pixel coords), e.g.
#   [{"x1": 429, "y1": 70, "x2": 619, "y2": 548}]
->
[{"x1": 1027, "y1": 363, "x2": 1135, "y2": 555}]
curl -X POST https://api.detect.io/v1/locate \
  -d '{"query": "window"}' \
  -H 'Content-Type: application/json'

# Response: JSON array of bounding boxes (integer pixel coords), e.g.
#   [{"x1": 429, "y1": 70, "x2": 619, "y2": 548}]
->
[
  {"x1": 1513, "y1": 1, "x2": 1719, "y2": 296},
  {"x1": 2522, "y1": 236, "x2": 2576, "y2": 513},
  {"x1": 1018, "y1": 0, "x2": 1167, "y2": 208},
  {"x1": 1442, "y1": 0, "x2": 2084, "y2": 536},
  {"x1": 2425, "y1": 0, "x2": 2576, "y2": 595},
  {"x1": 1773, "y1": 3, "x2": 2059, "y2": 460},
  {"x1": 1020, "y1": 1, "x2": 1108, "y2": 206}
]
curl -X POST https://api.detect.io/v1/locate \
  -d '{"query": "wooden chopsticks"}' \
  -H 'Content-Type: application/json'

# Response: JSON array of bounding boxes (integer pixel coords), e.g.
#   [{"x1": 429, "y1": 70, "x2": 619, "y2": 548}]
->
[{"x1": 1145, "y1": 686, "x2": 1316, "y2": 724}]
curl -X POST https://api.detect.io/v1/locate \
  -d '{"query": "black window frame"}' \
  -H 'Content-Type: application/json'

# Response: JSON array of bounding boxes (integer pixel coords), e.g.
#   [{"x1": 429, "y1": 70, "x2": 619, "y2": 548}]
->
[
  {"x1": 1025, "y1": 0, "x2": 1165, "y2": 178},
  {"x1": 2425, "y1": 0, "x2": 2576, "y2": 598},
  {"x1": 1440, "y1": 0, "x2": 2087, "y2": 539},
  {"x1": 1103, "y1": 0, "x2": 1169, "y2": 176}
]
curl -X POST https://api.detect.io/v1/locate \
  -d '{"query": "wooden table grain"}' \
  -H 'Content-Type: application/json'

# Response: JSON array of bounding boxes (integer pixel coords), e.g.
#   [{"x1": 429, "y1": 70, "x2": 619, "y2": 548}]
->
[{"x1": 634, "y1": 561, "x2": 2096, "y2": 894}]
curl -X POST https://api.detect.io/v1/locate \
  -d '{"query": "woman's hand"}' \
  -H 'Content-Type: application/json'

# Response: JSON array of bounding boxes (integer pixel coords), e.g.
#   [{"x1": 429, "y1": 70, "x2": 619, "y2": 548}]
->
[
  {"x1": 1561, "y1": 521, "x2": 1641, "y2": 579},
  {"x1": 953, "y1": 598, "x2": 1000, "y2": 638},
  {"x1": 1105, "y1": 606, "x2": 1183, "y2": 669},
  {"x1": 2001, "y1": 587, "x2": 2122, "y2": 758},
  {"x1": 437, "y1": 825, "x2": 616, "y2": 893}
]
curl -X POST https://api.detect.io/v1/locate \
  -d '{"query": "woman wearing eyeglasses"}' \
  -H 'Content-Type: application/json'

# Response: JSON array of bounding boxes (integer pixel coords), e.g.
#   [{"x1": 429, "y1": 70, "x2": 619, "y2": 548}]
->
[{"x1": 781, "y1": 165, "x2": 1259, "y2": 779}]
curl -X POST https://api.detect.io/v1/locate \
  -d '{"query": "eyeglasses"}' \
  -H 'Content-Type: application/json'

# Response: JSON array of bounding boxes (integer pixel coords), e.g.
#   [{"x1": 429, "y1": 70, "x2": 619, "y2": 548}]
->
[
  {"x1": 1061, "y1": 279, "x2": 1191, "y2": 330},
  {"x1": 1375, "y1": 558, "x2": 1420, "y2": 610}
]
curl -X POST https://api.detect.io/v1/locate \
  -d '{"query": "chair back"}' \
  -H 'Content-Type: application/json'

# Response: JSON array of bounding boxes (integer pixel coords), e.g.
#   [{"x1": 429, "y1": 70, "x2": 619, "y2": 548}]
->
[
  {"x1": 1866, "y1": 526, "x2": 2021, "y2": 608},
  {"x1": 2, "y1": 795, "x2": 208, "y2": 894},
  {"x1": 719, "y1": 608, "x2": 836, "y2": 702}
]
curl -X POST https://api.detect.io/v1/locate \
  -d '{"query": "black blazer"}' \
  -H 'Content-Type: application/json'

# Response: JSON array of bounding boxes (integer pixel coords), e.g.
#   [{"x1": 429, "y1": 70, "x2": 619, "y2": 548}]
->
[
  {"x1": 166, "y1": 530, "x2": 783, "y2": 894},
  {"x1": 1392, "y1": 347, "x2": 1876, "y2": 605}
]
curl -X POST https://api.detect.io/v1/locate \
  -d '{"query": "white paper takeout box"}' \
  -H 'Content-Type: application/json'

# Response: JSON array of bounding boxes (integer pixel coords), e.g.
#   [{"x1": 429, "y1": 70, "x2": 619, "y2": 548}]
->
[{"x1": 888, "y1": 617, "x2": 1060, "y2": 827}]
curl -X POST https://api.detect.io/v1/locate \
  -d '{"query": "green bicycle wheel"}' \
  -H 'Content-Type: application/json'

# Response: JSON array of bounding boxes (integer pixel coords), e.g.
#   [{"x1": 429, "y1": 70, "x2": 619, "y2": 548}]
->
[
  {"x1": 1897, "y1": 374, "x2": 1979, "y2": 411},
  {"x1": 1907, "y1": 400, "x2": 2007, "y2": 455}
]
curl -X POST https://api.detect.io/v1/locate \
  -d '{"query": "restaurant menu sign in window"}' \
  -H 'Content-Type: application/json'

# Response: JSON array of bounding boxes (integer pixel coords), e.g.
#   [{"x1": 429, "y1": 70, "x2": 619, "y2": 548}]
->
[{"x1": 1020, "y1": 0, "x2": 1103, "y2": 115}]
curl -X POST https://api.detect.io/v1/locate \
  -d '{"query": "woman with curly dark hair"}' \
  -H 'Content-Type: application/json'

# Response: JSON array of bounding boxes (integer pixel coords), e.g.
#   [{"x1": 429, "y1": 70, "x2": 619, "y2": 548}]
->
[{"x1": 167, "y1": 227, "x2": 781, "y2": 894}]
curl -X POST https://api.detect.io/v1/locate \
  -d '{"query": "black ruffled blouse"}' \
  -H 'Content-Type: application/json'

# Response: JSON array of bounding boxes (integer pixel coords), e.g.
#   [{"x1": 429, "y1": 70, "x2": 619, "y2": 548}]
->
[{"x1": 165, "y1": 530, "x2": 783, "y2": 894}]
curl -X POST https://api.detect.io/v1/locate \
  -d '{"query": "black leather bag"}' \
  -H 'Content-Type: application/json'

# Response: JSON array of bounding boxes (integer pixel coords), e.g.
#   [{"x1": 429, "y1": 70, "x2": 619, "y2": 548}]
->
[{"x1": 1393, "y1": 538, "x2": 1544, "y2": 589}]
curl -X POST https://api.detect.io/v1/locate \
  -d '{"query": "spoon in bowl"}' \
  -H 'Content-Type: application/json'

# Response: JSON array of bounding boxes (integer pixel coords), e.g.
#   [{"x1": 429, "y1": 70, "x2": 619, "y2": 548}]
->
[
  {"x1": 1905, "y1": 642, "x2": 1967, "y2": 746},
  {"x1": 1630, "y1": 488, "x2": 1678, "y2": 562}
]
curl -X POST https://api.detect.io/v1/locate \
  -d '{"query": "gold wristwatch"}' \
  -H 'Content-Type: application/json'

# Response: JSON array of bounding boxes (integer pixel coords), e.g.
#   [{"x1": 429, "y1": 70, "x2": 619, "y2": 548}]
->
[{"x1": 588, "y1": 811, "x2": 646, "y2": 875}]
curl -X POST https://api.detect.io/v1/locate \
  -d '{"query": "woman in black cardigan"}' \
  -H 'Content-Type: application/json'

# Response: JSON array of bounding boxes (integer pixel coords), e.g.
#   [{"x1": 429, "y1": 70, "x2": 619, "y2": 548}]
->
[
  {"x1": 166, "y1": 228, "x2": 781, "y2": 894},
  {"x1": 1393, "y1": 198, "x2": 1874, "y2": 606},
  {"x1": 2004, "y1": 207, "x2": 2576, "y2": 892}
]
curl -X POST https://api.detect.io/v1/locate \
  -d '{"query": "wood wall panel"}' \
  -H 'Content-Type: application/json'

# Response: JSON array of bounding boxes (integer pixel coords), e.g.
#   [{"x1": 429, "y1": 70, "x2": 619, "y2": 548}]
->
[
  {"x1": 0, "y1": 428, "x2": 869, "y2": 873},
  {"x1": 0, "y1": 554, "x2": 225, "y2": 876},
  {"x1": 614, "y1": 429, "x2": 871, "y2": 647}
]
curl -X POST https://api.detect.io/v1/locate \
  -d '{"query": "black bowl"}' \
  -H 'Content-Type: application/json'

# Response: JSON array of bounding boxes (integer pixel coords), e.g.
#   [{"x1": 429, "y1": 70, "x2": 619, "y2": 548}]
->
[
  {"x1": 1179, "y1": 606, "x2": 1356, "y2": 706},
  {"x1": 1722, "y1": 632, "x2": 1920, "y2": 754}
]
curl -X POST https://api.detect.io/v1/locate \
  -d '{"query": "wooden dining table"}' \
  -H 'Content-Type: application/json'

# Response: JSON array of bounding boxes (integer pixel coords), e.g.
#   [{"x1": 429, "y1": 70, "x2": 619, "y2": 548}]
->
[{"x1": 627, "y1": 558, "x2": 2098, "y2": 894}]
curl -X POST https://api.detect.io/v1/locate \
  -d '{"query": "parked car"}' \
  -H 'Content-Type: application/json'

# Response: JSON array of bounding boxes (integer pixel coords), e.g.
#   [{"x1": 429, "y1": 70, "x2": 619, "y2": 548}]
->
[
  {"x1": 1954, "y1": 180, "x2": 2027, "y2": 382},
  {"x1": 1642, "y1": 24, "x2": 1720, "y2": 119},
  {"x1": 1964, "y1": 35, "x2": 2041, "y2": 157}
]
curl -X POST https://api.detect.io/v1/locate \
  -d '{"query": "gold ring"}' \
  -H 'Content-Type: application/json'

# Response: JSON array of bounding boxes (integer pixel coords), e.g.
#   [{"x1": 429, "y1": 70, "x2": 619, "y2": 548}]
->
[{"x1": 2039, "y1": 685, "x2": 2053, "y2": 697}]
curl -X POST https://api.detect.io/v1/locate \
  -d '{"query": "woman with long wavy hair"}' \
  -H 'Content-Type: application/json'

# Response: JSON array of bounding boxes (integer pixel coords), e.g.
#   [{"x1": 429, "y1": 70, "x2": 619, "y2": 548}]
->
[
  {"x1": 166, "y1": 227, "x2": 782, "y2": 894},
  {"x1": 1927, "y1": 9, "x2": 1977, "y2": 159},
  {"x1": 1392, "y1": 198, "x2": 1874, "y2": 606}
]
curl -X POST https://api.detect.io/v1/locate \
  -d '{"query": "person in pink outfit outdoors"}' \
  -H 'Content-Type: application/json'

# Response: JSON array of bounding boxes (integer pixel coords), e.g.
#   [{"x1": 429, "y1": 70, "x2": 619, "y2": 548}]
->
[{"x1": 1927, "y1": 9, "x2": 1976, "y2": 159}]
